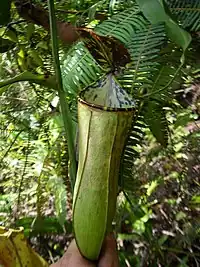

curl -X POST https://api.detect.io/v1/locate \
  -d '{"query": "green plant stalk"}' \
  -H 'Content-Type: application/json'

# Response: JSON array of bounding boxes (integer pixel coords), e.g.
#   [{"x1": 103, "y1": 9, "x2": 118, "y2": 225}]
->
[
  {"x1": 47, "y1": 0, "x2": 77, "y2": 190},
  {"x1": 0, "y1": 71, "x2": 57, "y2": 95}
]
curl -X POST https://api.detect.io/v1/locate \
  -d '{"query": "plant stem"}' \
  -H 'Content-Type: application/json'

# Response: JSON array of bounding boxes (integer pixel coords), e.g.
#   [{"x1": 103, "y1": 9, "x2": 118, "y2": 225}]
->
[
  {"x1": 0, "y1": 71, "x2": 57, "y2": 95},
  {"x1": 47, "y1": 0, "x2": 77, "y2": 191}
]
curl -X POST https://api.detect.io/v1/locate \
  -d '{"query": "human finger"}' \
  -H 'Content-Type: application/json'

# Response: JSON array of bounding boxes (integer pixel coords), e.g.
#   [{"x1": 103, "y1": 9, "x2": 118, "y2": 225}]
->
[
  {"x1": 50, "y1": 239, "x2": 95, "y2": 267},
  {"x1": 98, "y1": 233, "x2": 119, "y2": 267}
]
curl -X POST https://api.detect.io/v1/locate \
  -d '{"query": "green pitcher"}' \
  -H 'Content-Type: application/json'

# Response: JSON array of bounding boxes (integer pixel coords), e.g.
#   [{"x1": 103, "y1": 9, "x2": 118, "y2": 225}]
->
[{"x1": 73, "y1": 74, "x2": 135, "y2": 260}]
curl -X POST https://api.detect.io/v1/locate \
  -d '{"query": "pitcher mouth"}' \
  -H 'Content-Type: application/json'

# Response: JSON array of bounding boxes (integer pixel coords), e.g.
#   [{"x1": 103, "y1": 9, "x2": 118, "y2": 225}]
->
[
  {"x1": 78, "y1": 95, "x2": 135, "y2": 112},
  {"x1": 78, "y1": 73, "x2": 136, "y2": 112}
]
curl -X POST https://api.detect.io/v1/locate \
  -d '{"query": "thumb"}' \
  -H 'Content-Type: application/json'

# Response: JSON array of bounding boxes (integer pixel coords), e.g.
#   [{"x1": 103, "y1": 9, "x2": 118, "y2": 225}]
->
[{"x1": 98, "y1": 233, "x2": 119, "y2": 267}]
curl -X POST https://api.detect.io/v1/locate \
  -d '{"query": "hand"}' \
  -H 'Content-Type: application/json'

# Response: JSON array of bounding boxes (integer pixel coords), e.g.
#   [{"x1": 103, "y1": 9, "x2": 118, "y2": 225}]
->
[{"x1": 50, "y1": 233, "x2": 119, "y2": 267}]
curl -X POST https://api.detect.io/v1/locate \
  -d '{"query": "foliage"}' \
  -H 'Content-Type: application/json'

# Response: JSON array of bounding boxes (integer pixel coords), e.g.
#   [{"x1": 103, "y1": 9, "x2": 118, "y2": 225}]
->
[
  {"x1": 116, "y1": 108, "x2": 200, "y2": 266},
  {"x1": 0, "y1": 0, "x2": 200, "y2": 266},
  {"x1": 0, "y1": 226, "x2": 48, "y2": 267}
]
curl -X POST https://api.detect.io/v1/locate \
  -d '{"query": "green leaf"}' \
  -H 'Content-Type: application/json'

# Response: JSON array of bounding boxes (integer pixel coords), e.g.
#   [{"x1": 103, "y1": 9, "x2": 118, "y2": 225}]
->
[
  {"x1": 29, "y1": 50, "x2": 43, "y2": 67},
  {"x1": 27, "y1": 23, "x2": 35, "y2": 41},
  {"x1": 47, "y1": 177, "x2": 67, "y2": 227},
  {"x1": 146, "y1": 180, "x2": 158, "y2": 196},
  {"x1": 190, "y1": 195, "x2": 200, "y2": 204},
  {"x1": 0, "y1": 0, "x2": 11, "y2": 25},
  {"x1": 176, "y1": 211, "x2": 187, "y2": 221},
  {"x1": 0, "y1": 37, "x2": 15, "y2": 53},
  {"x1": 158, "y1": 235, "x2": 168, "y2": 246},
  {"x1": 144, "y1": 101, "x2": 168, "y2": 146},
  {"x1": 5, "y1": 28, "x2": 18, "y2": 42},
  {"x1": 15, "y1": 217, "x2": 72, "y2": 237},
  {"x1": 136, "y1": 0, "x2": 191, "y2": 62}
]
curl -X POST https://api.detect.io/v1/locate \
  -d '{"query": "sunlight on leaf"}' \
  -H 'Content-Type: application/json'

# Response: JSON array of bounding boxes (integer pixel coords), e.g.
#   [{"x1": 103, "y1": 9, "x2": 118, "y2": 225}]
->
[
  {"x1": 137, "y1": 0, "x2": 191, "y2": 62},
  {"x1": 0, "y1": 227, "x2": 48, "y2": 267}
]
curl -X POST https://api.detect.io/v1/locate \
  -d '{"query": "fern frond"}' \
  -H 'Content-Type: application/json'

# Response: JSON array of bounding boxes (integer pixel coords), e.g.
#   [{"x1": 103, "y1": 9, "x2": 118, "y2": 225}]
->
[
  {"x1": 61, "y1": 42, "x2": 102, "y2": 96},
  {"x1": 166, "y1": 0, "x2": 200, "y2": 32},
  {"x1": 95, "y1": 6, "x2": 145, "y2": 45},
  {"x1": 149, "y1": 64, "x2": 183, "y2": 102},
  {"x1": 0, "y1": 130, "x2": 22, "y2": 163},
  {"x1": 120, "y1": 113, "x2": 146, "y2": 191},
  {"x1": 118, "y1": 23, "x2": 167, "y2": 95},
  {"x1": 144, "y1": 101, "x2": 169, "y2": 147},
  {"x1": 120, "y1": 101, "x2": 168, "y2": 191}
]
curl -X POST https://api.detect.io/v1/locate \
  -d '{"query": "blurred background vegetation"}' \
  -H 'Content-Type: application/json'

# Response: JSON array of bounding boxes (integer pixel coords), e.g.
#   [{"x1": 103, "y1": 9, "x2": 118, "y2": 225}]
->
[{"x1": 0, "y1": 0, "x2": 200, "y2": 266}]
